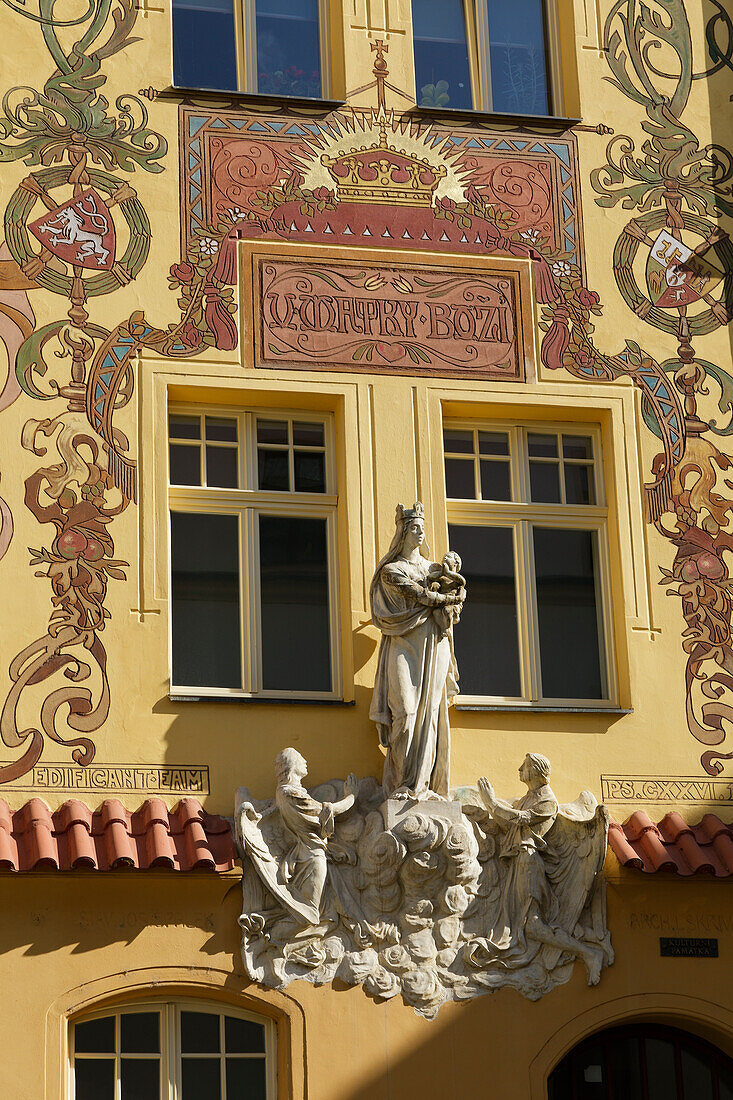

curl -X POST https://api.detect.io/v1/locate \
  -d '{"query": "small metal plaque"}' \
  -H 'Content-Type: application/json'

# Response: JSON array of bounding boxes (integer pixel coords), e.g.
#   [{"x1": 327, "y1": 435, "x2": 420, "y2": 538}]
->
[{"x1": 660, "y1": 937, "x2": 719, "y2": 958}]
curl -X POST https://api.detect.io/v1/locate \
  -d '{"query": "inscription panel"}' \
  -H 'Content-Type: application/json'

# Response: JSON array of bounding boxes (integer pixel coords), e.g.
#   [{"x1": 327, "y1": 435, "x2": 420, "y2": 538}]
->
[
  {"x1": 0, "y1": 762, "x2": 210, "y2": 795},
  {"x1": 601, "y1": 774, "x2": 733, "y2": 805},
  {"x1": 245, "y1": 246, "x2": 534, "y2": 380}
]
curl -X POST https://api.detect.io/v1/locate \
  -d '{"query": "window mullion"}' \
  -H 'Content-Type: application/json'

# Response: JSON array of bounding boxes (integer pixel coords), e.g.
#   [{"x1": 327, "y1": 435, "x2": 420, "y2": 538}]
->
[
  {"x1": 472, "y1": 0, "x2": 493, "y2": 111},
  {"x1": 239, "y1": 0, "x2": 256, "y2": 92},
  {"x1": 519, "y1": 518, "x2": 541, "y2": 701},
  {"x1": 244, "y1": 506, "x2": 259, "y2": 693},
  {"x1": 115, "y1": 1014, "x2": 121, "y2": 1100}
]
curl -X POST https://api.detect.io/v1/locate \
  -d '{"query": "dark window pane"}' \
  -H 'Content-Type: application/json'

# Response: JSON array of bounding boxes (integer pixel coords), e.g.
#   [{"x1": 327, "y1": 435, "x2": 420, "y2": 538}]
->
[
  {"x1": 480, "y1": 459, "x2": 511, "y2": 501},
  {"x1": 529, "y1": 460, "x2": 561, "y2": 503},
  {"x1": 121, "y1": 1058, "x2": 160, "y2": 1100},
  {"x1": 170, "y1": 444, "x2": 201, "y2": 486},
  {"x1": 169, "y1": 415, "x2": 201, "y2": 440},
  {"x1": 487, "y1": 0, "x2": 549, "y2": 115},
  {"x1": 259, "y1": 515, "x2": 331, "y2": 691},
  {"x1": 564, "y1": 464, "x2": 592, "y2": 505},
  {"x1": 571, "y1": 1037, "x2": 605, "y2": 1099},
  {"x1": 413, "y1": 0, "x2": 473, "y2": 110},
  {"x1": 445, "y1": 457, "x2": 475, "y2": 499},
  {"x1": 527, "y1": 432, "x2": 557, "y2": 457},
  {"x1": 478, "y1": 431, "x2": 509, "y2": 456},
  {"x1": 171, "y1": 513, "x2": 241, "y2": 689},
  {"x1": 258, "y1": 449, "x2": 289, "y2": 491},
  {"x1": 257, "y1": 419, "x2": 288, "y2": 444},
  {"x1": 256, "y1": 0, "x2": 322, "y2": 98},
  {"x1": 294, "y1": 451, "x2": 325, "y2": 493},
  {"x1": 547, "y1": 1052, "x2": 573, "y2": 1100},
  {"x1": 448, "y1": 525, "x2": 521, "y2": 696},
  {"x1": 443, "y1": 428, "x2": 474, "y2": 454},
  {"x1": 172, "y1": 0, "x2": 237, "y2": 91},
  {"x1": 718, "y1": 1060, "x2": 733, "y2": 1100},
  {"x1": 206, "y1": 417, "x2": 237, "y2": 442},
  {"x1": 608, "y1": 1035, "x2": 643, "y2": 1099},
  {"x1": 645, "y1": 1037, "x2": 679, "y2": 1100},
  {"x1": 181, "y1": 1012, "x2": 220, "y2": 1054},
  {"x1": 75, "y1": 1059, "x2": 115, "y2": 1098},
  {"x1": 121, "y1": 1013, "x2": 159, "y2": 1054},
  {"x1": 681, "y1": 1048, "x2": 714, "y2": 1099},
  {"x1": 226, "y1": 1057, "x2": 267, "y2": 1098},
  {"x1": 75, "y1": 1017, "x2": 115, "y2": 1054},
  {"x1": 206, "y1": 446, "x2": 238, "y2": 489},
  {"x1": 563, "y1": 434, "x2": 592, "y2": 460},
  {"x1": 293, "y1": 421, "x2": 324, "y2": 447},
  {"x1": 533, "y1": 528, "x2": 603, "y2": 699},
  {"x1": 181, "y1": 1058, "x2": 221, "y2": 1100},
  {"x1": 225, "y1": 1016, "x2": 266, "y2": 1054}
]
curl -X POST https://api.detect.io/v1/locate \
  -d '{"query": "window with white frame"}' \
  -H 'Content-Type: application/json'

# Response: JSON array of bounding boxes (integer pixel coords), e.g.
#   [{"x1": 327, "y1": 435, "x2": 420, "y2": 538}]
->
[
  {"x1": 168, "y1": 408, "x2": 339, "y2": 698},
  {"x1": 172, "y1": 0, "x2": 328, "y2": 98},
  {"x1": 443, "y1": 422, "x2": 615, "y2": 706},
  {"x1": 412, "y1": 0, "x2": 553, "y2": 116},
  {"x1": 71, "y1": 1001, "x2": 275, "y2": 1099}
]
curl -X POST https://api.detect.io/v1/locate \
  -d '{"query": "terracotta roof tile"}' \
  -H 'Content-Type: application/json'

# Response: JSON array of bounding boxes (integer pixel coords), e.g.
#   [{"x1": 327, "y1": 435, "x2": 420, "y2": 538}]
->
[
  {"x1": 0, "y1": 798, "x2": 237, "y2": 872},
  {"x1": 609, "y1": 811, "x2": 733, "y2": 876}
]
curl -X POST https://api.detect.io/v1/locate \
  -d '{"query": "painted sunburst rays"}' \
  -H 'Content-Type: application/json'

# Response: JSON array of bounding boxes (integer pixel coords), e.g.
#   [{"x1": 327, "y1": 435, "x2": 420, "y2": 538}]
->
[{"x1": 292, "y1": 108, "x2": 470, "y2": 206}]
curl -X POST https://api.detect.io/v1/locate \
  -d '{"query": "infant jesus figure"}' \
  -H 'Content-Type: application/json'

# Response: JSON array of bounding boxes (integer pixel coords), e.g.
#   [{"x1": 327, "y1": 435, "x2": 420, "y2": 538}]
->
[{"x1": 427, "y1": 551, "x2": 466, "y2": 637}]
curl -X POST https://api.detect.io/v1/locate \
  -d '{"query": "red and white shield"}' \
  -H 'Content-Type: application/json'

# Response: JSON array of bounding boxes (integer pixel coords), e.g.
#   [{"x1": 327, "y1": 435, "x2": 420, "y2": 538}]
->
[{"x1": 29, "y1": 188, "x2": 115, "y2": 271}]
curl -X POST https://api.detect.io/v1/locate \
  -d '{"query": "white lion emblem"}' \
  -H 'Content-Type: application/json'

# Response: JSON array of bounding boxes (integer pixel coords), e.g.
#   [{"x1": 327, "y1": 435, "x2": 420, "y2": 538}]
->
[{"x1": 38, "y1": 194, "x2": 111, "y2": 266}]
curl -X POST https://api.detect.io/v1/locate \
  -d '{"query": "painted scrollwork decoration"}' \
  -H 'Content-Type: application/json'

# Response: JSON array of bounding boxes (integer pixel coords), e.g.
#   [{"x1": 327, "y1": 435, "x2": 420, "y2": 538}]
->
[
  {"x1": 0, "y1": 0, "x2": 240, "y2": 781},
  {"x1": 539, "y1": 0, "x2": 733, "y2": 773}
]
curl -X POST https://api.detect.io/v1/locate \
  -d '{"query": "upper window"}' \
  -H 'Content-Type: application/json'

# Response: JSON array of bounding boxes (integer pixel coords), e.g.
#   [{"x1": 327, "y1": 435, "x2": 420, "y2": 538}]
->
[
  {"x1": 172, "y1": 0, "x2": 326, "y2": 97},
  {"x1": 444, "y1": 422, "x2": 615, "y2": 707},
  {"x1": 412, "y1": 0, "x2": 551, "y2": 116},
  {"x1": 71, "y1": 1001, "x2": 275, "y2": 1099},
  {"x1": 168, "y1": 408, "x2": 339, "y2": 698}
]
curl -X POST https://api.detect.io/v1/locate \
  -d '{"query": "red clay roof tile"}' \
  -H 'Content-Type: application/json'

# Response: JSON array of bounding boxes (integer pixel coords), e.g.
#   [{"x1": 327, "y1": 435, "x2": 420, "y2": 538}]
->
[
  {"x1": 0, "y1": 798, "x2": 237, "y2": 872},
  {"x1": 610, "y1": 810, "x2": 733, "y2": 877}
]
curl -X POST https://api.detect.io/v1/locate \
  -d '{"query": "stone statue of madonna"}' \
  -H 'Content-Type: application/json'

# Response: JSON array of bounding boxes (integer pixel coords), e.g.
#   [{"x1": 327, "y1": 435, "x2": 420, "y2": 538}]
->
[{"x1": 369, "y1": 502, "x2": 466, "y2": 800}]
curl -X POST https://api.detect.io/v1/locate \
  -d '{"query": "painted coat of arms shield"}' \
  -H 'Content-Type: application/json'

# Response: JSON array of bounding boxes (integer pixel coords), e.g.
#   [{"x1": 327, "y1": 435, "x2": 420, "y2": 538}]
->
[
  {"x1": 28, "y1": 188, "x2": 115, "y2": 271},
  {"x1": 646, "y1": 228, "x2": 723, "y2": 309}
]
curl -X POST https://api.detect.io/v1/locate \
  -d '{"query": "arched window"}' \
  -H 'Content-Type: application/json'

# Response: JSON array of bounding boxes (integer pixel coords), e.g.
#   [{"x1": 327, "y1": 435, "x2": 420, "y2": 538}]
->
[
  {"x1": 548, "y1": 1023, "x2": 733, "y2": 1099},
  {"x1": 70, "y1": 1000, "x2": 275, "y2": 1099}
]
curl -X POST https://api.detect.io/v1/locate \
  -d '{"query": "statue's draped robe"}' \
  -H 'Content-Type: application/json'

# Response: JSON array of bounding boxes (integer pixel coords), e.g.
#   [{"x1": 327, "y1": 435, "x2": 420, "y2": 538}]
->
[{"x1": 369, "y1": 556, "x2": 457, "y2": 797}]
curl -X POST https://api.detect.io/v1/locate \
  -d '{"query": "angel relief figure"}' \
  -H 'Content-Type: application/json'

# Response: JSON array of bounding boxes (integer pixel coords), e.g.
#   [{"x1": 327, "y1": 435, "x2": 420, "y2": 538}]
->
[
  {"x1": 462, "y1": 753, "x2": 613, "y2": 991},
  {"x1": 236, "y1": 749, "x2": 365, "y2": 976}
]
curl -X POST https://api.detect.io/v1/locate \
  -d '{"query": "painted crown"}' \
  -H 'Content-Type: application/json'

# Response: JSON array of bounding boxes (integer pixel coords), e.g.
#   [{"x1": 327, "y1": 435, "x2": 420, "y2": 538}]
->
[{"x1": 321, "y1": 136, "x2": 446, "y2": 208}]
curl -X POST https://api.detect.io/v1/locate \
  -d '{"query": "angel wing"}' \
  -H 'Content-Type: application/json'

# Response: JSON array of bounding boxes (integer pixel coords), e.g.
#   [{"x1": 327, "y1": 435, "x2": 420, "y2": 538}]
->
[
  {"x1": 544, "y1": 791, "x2": 610, "y2": 951},
  {"x1": 235, "y1": 787, "x2": 319, "y2": 926}
]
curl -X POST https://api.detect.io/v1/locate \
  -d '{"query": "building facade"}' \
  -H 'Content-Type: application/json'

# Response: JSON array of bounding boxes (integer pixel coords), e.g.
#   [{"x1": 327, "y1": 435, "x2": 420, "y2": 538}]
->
[{"x1": 0, "y1": 0, "x2": 732, "y2": 1095}]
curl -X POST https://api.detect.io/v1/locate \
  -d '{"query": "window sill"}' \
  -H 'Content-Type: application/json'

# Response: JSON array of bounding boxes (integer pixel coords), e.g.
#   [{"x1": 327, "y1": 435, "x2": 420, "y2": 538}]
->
[
  {"x1": 454, "y1": 703, "x2": 632, "y2": 714},
  {"x1": 407, "y1": 105, "x2": 581, "y2": 132},
  {"x1": 159, "y1": 86, "x2": 345, "y2": 113},
  {"x1": 169, "y1": 694, "x2": 354, "y2": 706}
]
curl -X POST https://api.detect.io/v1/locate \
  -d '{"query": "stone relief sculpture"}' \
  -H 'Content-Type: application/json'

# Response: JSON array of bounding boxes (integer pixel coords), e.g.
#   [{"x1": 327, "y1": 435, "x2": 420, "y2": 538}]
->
[
  {"x1": 369, "y1": 503, "x2": 466, "y2": 799},
  {"x1": 235, "y1": 746, "x2": 612, "y2": 1017},
  {"x1": 234, "y1": 502, "x2": 611, "y2": 1016}
]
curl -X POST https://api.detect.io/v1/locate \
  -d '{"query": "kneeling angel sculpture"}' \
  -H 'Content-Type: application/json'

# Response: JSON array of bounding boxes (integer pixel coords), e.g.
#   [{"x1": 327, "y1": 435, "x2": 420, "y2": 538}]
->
[{"x1": 463, "y1": 752, "x2": 613, "y2": 991}]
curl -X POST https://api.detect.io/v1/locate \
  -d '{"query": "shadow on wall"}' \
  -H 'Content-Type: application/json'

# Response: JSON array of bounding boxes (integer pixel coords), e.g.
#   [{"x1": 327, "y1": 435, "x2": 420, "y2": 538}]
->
[{"x1": 0, "y1": 873, "x2": 242, "y2": 963}]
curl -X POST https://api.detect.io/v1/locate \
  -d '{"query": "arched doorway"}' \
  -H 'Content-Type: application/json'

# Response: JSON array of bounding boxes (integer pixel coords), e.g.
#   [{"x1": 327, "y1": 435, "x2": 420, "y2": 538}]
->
[{"x1": 548, "y1": 1023, "x2": 733, "y2": 1099}]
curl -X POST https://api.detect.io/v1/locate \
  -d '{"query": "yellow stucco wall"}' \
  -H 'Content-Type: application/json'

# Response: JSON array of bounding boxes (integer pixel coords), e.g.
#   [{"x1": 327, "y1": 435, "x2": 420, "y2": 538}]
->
[{"x1": 0, "y1": 0, "x2": 732, "y2": 1094}]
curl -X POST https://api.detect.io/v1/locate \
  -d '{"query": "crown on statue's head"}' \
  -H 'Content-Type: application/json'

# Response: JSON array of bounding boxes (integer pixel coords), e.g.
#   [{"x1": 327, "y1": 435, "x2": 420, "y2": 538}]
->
[
  {"x1": 321, "y1": 136, "x2": 446, "y2": 209},
  {"x1": 396, "y1": 501, "x2": 425, "y2": 525}
]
